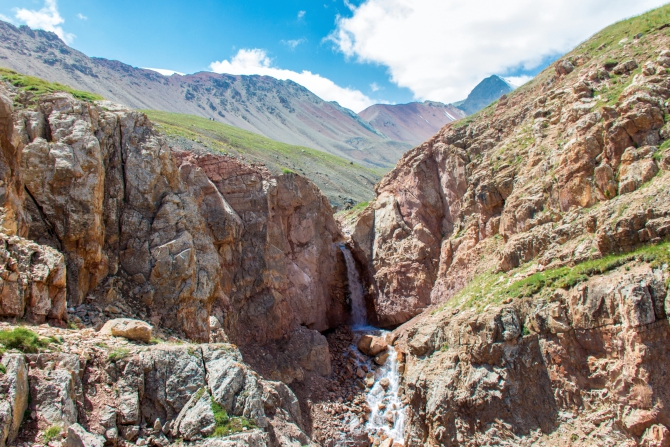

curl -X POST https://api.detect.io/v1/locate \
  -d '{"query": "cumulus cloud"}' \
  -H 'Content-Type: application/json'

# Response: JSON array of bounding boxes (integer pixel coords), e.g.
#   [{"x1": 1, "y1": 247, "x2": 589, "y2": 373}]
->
[
  {"x1": 297, "y1": 10, "x2": 306, "y2": 19},
  {"x1": 370, "y1": 82, "x2": 382, "y2": 92},
  {"x1": 210, "y1": 48, "x2": 376, "y2": 112},
  {"x1": 143, "y1": 68, "x2": 185, "y2": 76},
  {"x1": 77, "y1": 13, "x2": 87, "y2": 20},
  {"x1": 14, "y1": 0, "x2": 74, "y2": 44},
  {"x1": 281, "y1": 38, "x2": 306, "y2": 50},
  {"x1": 329, "y1": 0, "x2": 668, "y2": 103}
]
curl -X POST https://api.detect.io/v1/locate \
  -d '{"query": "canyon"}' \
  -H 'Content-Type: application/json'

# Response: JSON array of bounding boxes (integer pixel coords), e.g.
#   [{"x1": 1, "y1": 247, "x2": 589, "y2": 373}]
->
[{"x1": 0, "y1": 4, "x2": 669, "y2": 447}]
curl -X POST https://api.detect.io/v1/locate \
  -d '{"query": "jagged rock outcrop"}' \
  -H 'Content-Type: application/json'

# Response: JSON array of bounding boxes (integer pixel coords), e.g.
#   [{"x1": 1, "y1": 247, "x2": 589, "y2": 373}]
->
[
  {"x1": 393, "y1": 263, "x2": 670, "y2": 446},
  {"x1": 3, "y1": 323, "x2": 309, "y2": 446},
  {"x1": 0, "y1": 83, "x2": 346, "y2": 363},
  {"x1": 348, "y1": 11, "x2": 670, "y2": 327}
]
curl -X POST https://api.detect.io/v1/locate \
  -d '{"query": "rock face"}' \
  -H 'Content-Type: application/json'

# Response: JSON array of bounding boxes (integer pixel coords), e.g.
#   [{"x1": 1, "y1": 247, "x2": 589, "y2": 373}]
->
[
  {"x1": 0, "y1": 84, "x2": 346, "y2": 357},
  {"x1": 5, "y1": 327, "x2": 306, "y2": 447},
  {"x1": 394, "y1": 264, "x2": 670, "y2": 446},
  {"x1": 349, "y1": 17, "x2": 670, "y2": 327},
  {"x1": 173, "y1": 151, "x2": 347, "y2": 361},
  {"x1": 345, "y1": 6, "x2": 670, "y2": 446}
]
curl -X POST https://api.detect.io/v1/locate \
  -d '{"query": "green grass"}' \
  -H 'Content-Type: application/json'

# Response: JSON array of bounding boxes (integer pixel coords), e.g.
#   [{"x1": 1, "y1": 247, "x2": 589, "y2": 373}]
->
[
  {"x1": 440, "y1": 241, "x2": 670, "y2": 313},
  {"x1": 0, "y1": 328, "x2": 52, "y2": 353},
  {"x1": 209, "y1": 398, "x2": 257, "y2": 438},
  {"x1": 142, "y1": 110, "x2": 381, "y2": 206},
  {"x1": 0, "y1": 68, "x2": 103, "y2": 102},
  {"x1": 108, "y1": 348, "x2": 131, "y2": 362},
  {"x1": 42, "y1": 425, "x2": 62, "y2": 444}
]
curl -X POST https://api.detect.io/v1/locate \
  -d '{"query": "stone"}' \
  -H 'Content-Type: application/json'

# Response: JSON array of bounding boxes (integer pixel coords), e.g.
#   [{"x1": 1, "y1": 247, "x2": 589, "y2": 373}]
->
[
  {"x1": 625, "y1": 409, "x2": 658, "y2": 436},
  {"x1": 380, "y1": 439, "x2": 393, "y2": 447},
  {"x1": 0, "y1": 354, "x2": 29, "y2": 445},
  {"x1": 65, "y1": 423, "x2": 106, "y2": 447},
  {"x1": 374, "y1": 351, "x2": 389, "y2": 365},
  {"x1": 29, "y1": 368, "x2": 77, "y2": 429},
  {"x1": 357, "y1": 335, "x2": 388, "y2": 357},
  {"x1": 380, "y1": 378, "x2": 390, "y2": 389},
  {"x1": 641, "y1": 425, "x2": 670, "y2": 447},
  {"x1": 173, "y1": 389, "x2": 216, "y2": 440},
  {"x1": 100, "y1": 318, "x2": 152, "y2": 343}
]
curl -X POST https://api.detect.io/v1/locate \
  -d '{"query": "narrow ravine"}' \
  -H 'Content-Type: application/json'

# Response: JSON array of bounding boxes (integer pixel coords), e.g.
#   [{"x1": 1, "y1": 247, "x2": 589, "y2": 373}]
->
[{"x1": 339, "y1": 245, "x2": 407, "y2": 446}]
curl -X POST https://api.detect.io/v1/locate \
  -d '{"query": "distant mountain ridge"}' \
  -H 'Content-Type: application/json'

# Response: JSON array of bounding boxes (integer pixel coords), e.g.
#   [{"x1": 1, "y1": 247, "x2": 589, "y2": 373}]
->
[
  {"x1": 0, "y1": 20, "x2": 511, "y2": 167},
  {"x1": 359, "y1": 101, "x2": 467, "y2": 146},
  {"x1": 0, "y1": 21, "x2": 410, "y2": 168}
]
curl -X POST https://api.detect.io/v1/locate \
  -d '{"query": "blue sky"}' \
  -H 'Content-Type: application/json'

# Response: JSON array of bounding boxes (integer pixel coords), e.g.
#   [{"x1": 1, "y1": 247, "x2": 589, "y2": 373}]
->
[{"x1": 1, "y1": 0, "x2": 668, "y2": 112}]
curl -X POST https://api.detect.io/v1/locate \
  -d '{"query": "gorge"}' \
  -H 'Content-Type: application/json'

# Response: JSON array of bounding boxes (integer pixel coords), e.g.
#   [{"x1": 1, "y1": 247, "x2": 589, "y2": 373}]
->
[{"x1": 0, "y1": 3, "x2": 670, "y2": 447}]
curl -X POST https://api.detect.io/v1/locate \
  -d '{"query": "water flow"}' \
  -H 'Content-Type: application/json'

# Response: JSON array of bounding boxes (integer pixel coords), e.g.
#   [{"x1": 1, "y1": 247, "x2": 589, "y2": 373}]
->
[
  {"x1": 340, "y1": 245, "x2": 368, "y2": 327},
  {"x1": 365, "y1": 342, "x2": 406, "y2": 444},
  {"x1": 339, "y1": 244, "x2": 407, "y2": 445}
]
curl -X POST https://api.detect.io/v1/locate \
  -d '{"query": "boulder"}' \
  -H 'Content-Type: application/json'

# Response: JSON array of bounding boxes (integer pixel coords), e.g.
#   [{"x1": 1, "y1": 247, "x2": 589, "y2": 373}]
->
[
  {"x1": 65, "y1": 423, "x2": 105, "y2": 447},
  {"x1": 100, "y1": 318, "x2": 152, "y2": 342},
  {"x1": 357, "y1": 335, "x2": 388, "y2": 357}
]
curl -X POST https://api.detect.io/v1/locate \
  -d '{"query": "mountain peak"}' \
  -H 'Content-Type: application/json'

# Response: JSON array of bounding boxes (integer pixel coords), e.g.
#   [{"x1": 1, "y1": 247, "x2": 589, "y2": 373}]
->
[{"x1": 456, "y1": 74, "x2": 515, "y2": 115}]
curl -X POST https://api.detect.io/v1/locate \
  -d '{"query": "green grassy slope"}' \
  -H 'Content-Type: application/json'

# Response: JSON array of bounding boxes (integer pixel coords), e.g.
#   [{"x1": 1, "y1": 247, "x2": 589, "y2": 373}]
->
[
  {"x1": 144, "y1": 110, "x2": 382, "y2": 206},
  {"x1": 0, "y1": 68, "x2": 103, "y2": 102}
]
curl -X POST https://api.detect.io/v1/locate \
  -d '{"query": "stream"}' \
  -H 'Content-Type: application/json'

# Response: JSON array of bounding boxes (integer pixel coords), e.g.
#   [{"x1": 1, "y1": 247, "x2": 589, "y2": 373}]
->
[{"x1": 339, "y1": 245, "x2": 407, "y2": 445}]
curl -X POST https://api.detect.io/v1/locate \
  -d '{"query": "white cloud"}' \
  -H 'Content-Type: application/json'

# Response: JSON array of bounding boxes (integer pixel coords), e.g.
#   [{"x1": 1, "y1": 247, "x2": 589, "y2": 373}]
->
[
  {"x1": 281, "y1": 38, "x2": 306, "y2": 50},
  {"x1": 143, "y1": 68, "x2": 185, "y2": 76},
  {"x1": 14, "y1": 0, "x2": 74, "y2": 44},
  {"x1": 329, "y1": 0, "x2": 669, "y2": 103},
  {"x1": 210, "y1": 48, "x2": 376, "y2": 112},
  {"x1": 298, "y1": 10, "x2": 306, "y2": 19},
  {"x1": 504, "y1": 76, "x2": 533, "y2": 87},
  {"x1": 370, "y1": 82, "x2": 382, "y2": 92},
  {"x1": 77, "y1": 13, "x2": 87, "y2": 20}
]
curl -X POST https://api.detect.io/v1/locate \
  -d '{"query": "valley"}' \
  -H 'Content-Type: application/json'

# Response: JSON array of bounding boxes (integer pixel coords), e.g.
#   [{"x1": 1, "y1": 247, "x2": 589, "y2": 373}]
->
[{"x1": 0, "y1": 3, "x2": 669, "y2": 447}]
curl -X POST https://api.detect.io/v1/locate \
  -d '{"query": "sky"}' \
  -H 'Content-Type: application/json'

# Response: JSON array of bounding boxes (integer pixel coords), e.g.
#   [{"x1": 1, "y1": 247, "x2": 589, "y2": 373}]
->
[{"x1": 1, "y1": 0, "x2": 669, "y2": 112}]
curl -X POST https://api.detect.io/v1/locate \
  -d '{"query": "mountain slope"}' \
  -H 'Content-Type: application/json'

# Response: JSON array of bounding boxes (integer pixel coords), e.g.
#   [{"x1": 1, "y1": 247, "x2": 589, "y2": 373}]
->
[
  {"x1": 358, "y1": 101, "x2": 466, "y2": 145},
  {"x1": 143, "y1": 110, "x2": 382, "y2": 206},
  {"x1": 454, "y1": 74, "x2": 514, "y2": 115},
  {"x1": 0, "y1": 21, "x2": 411, "y2": 168},
  {"x1": 345, "y1": 4, "x2": 670, "y2": 445}
]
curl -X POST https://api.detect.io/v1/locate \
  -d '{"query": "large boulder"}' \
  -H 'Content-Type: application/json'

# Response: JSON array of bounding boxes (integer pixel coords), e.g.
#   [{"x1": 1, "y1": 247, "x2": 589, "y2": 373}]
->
[
  {"x1": 357, "y1": 335, "x2": 388, "y2": 357},
  {"x1": 100, "y1": 318, "x2": 152, "y2": 343}
]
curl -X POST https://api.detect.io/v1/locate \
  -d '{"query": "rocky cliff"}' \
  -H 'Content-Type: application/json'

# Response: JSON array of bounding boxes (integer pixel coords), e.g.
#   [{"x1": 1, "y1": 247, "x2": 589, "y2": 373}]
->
[
  {"x1": 346, "y1": 5, "x2": 670, "y2": 445},
  {"x1": 0, "y1": 78, "x2": 348, "y2": 384}
]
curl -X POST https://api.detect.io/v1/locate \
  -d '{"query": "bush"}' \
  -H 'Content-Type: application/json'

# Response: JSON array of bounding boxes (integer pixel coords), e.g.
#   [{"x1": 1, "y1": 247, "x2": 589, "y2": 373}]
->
[{"x1": 0, "y1": 328, "x2": 51, "y2": 353}]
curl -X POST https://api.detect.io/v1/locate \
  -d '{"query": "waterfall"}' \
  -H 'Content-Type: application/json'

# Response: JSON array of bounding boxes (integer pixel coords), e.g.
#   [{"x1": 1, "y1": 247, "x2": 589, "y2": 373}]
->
[
  {"x1": 340, "y1": 245, "x2": 368, "y2": 327},
  {"x1": 338, "y1": 244, "x2": 407, "y2": 445}
]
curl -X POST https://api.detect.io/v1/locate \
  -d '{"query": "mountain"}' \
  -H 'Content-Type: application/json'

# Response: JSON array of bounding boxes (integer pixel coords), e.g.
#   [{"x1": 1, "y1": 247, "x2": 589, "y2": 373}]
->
[
  {"x1": 0, "y1": 21, "x2": 411, "y2": 168},
  {"x1": 358, "y1": 101, "x2": 466, "y2": 145},
  {"x1": 344, "y1": 3, "x2": 670, "y2": 446},
  {"x1": 454, "y1": 74, "x2": 515, "y2": 115}
]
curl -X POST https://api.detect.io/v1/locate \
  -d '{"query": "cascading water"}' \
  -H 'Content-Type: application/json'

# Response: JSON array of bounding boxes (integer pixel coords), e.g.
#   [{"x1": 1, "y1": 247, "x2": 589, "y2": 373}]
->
[
  {"x1": 338, "y1": 244, "x2": 407, "y2": 445},
  {"x1": 339, "y1": 245, "x2": 368, "y2": 327}
]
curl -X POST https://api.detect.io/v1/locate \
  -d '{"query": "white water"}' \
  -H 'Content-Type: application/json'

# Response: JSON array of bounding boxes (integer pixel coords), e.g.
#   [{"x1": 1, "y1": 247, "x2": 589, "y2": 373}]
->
[
  {"x1": 339, "y1": 245, "x2": 407, "y2": 445},
  {"x1": 340, "y1": 245, "x2": 368, "y2": 327}
]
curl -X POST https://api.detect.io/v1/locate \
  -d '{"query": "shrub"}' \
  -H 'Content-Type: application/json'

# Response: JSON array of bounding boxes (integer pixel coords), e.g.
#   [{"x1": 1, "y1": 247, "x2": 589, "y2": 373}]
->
[{"x1": 0, "y1": 328, "x2": 51, "y2": 353}]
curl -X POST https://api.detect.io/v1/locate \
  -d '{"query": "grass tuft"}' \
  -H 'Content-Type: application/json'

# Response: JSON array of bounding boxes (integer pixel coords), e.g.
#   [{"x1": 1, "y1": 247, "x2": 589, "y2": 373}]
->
[
  {"x1": 42, "y1": 425, "x2": 62, "y2": 444},
  {"x1": 0, "y1": 328, "x2": 52, "y2": 353},
  {"x1": 209, "y1": 398, "x2": 257, "y2": 438},
  {"x1": 108, "y1": 348, "x2": 131, "y2": 362}
]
